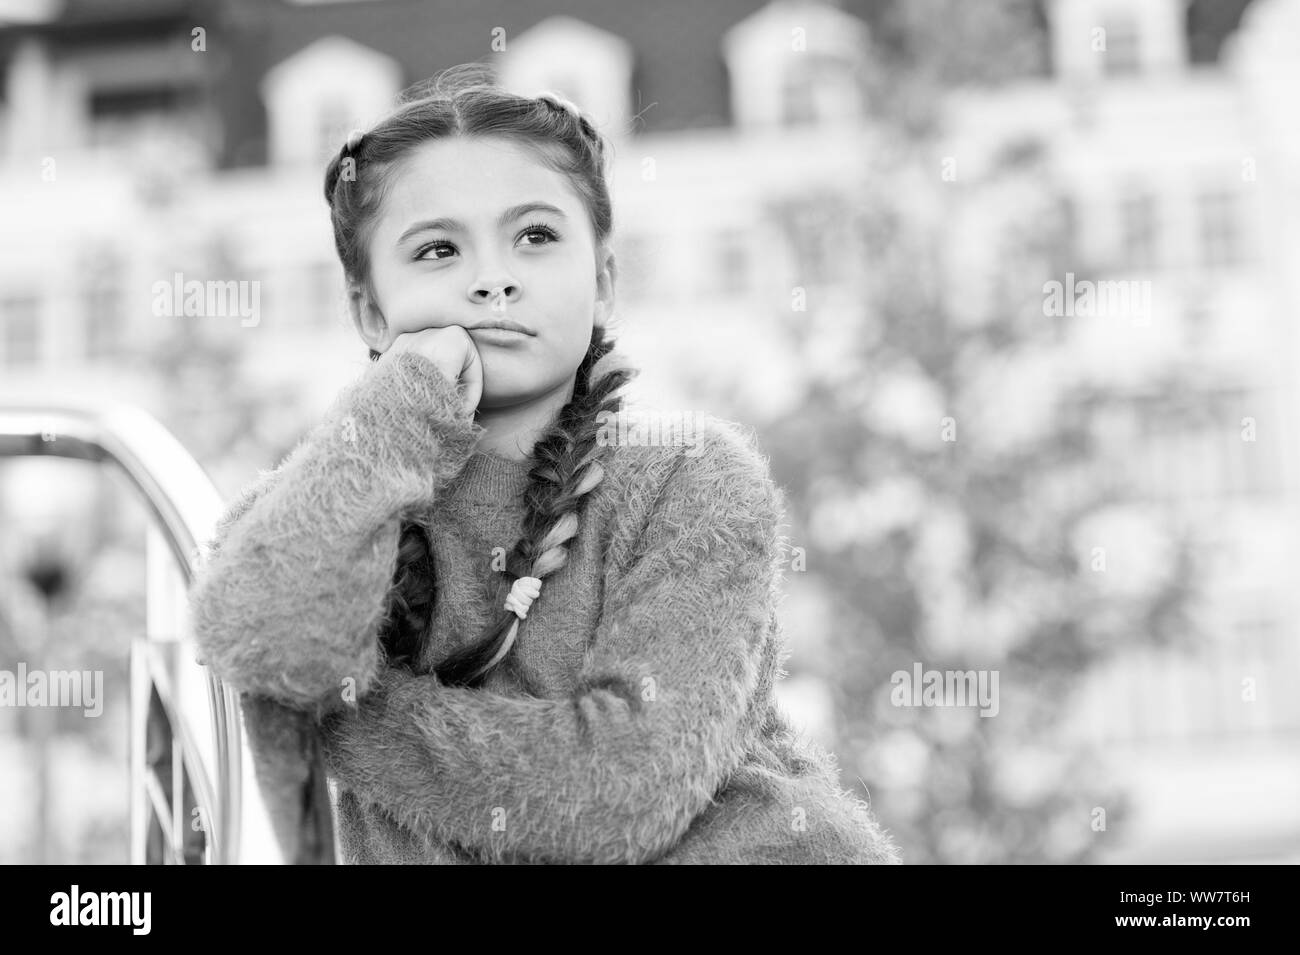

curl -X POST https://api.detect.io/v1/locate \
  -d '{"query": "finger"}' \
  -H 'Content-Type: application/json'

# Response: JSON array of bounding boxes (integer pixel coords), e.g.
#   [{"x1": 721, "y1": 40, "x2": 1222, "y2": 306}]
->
[{"x1": 462, "y1": 338, "x2": 484, "y2": 379}]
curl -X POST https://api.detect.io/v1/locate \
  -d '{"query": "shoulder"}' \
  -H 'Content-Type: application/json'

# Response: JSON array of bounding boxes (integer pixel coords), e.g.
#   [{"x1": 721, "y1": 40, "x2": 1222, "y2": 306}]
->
[
  {"x1": 598, "y1": 402, "x2": 772, "y2": 471},
  {"x1": 596, "y1": 404, "x2": 786, "y2": 561},
  {"x1": 203, "y1": 462, "x2": 286, "y2": 559}
]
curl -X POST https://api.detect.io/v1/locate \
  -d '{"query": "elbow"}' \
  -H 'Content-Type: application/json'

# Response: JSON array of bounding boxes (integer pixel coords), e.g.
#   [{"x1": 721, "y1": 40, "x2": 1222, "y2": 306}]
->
[
  {"x1": 562, "y1": 684, "x2": 735, "y2": 864},
  {"x1": 589, "y1": 754, "x2": 725, "y2": 865},
  {"x1": 578, "y1": 780, "x2": 707, "y2": 865},
  {"x1": 619, "y1": 800, "x2": 697, "y2": 865},
  {"x1": 190, "y1": 565, "x2": 382, "y2": 713}
]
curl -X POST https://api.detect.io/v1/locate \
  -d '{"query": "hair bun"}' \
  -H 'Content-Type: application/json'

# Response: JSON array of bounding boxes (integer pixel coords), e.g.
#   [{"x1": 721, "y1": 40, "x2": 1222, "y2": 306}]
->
[
  {"x1": 537, "y1": 92, "x2": 581, "y2": 118},
  {"x1": 536, "y1": 92, "x2": 606, "y2": 168},
  {"x1": 344, "y1": 128, "x2": 366, "y2": 154}
]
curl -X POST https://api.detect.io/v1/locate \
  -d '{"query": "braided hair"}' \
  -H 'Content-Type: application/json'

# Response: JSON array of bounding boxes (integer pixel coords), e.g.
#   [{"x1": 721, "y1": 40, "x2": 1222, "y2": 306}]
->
[{"x1": 322, "y1": 63, "x2": 636, "y2": 689}]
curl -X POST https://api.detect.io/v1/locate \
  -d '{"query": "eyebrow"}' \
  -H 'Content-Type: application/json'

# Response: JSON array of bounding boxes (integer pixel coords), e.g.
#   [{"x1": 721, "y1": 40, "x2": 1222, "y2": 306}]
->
[{"x1": 397, "y1": 201, "x2": 569, "y2": 244}]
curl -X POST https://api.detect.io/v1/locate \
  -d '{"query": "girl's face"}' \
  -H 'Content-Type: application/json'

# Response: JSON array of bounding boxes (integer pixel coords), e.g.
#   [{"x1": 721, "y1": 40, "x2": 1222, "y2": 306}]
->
[{"x1": 350, "y1": 135, "x2": 614, "y2": 410}]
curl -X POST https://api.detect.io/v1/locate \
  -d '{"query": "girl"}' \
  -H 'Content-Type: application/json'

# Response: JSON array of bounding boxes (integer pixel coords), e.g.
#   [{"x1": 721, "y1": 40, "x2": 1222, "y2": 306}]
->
[{"x1": 188, "y1": 65, "x2": 901, "y2": 865}]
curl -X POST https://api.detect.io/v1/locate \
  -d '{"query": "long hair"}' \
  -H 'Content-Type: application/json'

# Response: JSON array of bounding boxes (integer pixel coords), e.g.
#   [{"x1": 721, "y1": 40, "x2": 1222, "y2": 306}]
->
[{"x1": 322, "y1": 63, "x2": 636, "y2": 688}]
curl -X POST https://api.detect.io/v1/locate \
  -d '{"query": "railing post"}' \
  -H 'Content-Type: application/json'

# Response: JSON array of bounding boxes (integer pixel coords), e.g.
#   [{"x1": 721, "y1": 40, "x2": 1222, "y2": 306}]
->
[
  {"x1": 128, "y1": 633, "x2": 148, "y2": 865},
  {"x1": 2, "y1": 400, "x2": 315, "y2": 864}
]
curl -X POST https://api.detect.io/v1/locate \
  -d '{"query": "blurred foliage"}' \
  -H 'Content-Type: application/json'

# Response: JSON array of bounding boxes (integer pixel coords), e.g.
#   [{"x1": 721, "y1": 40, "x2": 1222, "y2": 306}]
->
[
  {"x1": 134, "y1": 233, "x2": 306, "y2": 483},
  {"x1": 142, "y1": 316, "x2": 301, "y2": 479},
  {"x1": 711, "y1": 2, "x2": 1211, "y2": 863},
  {"x1": 0, "y1": 466, "x2": 140, "y2": 863}
]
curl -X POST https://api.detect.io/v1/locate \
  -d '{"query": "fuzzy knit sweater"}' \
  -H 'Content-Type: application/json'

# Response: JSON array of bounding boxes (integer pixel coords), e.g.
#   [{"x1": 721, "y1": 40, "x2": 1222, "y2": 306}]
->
[{"x1": 187, "y1": 349, "x2": 902, "y2": 865}]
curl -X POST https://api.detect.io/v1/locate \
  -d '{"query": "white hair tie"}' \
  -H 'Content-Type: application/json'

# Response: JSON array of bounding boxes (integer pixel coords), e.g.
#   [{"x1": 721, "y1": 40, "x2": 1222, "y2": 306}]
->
[{"x1": 503, "y1": 575, "x2": 543, "y2": 619}]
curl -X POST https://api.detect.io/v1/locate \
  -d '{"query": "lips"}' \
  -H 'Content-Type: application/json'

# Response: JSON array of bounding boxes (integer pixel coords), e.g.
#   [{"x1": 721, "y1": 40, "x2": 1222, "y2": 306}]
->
[{"x1": 469, "y1": 319, "x2": 536, "y2": 336}]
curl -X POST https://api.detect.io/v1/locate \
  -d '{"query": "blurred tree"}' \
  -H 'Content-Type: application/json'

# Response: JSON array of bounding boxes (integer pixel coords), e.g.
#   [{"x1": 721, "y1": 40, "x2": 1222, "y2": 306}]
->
[
  {"x1": 133, "y1": 230, "x2": 306, "y2": 490},
  {"x1": 711, "y1": 0, "x2": 1209, "y2": 863}
]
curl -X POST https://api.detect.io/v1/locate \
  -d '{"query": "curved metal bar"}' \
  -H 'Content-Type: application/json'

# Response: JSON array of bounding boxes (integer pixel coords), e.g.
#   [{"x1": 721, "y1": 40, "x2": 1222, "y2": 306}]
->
[
  {"x1": 0, "y1": 398, "x2": 302, "y2": 864},
  {"x1": 0, "y1": 402, "x2": 223, "y2": 576}
]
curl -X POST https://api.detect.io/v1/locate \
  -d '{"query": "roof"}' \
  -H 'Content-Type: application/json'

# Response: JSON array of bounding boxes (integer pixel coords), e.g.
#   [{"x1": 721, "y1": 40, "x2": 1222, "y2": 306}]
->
[{"x1": 0, "y1": 0, "x2": 1260, "y2": 167}]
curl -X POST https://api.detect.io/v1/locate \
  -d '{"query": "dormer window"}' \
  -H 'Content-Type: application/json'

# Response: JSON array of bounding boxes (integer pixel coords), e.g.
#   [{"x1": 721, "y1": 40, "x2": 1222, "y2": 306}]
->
[
  {"x1": 780, "y1": 51, "x2": 864, "y2": 126},
  {"x1": 496, "y1": 17, "x2": 634, "y2": 141},
  {"x1": 724, "y1": 2, "x2": 869, "y2": 129},
  {"x1": 1047, "y1": 0, "x2": 1186, "y2": 81},
  {"x1": 261, "y1": 37, "x2": 401, "y2": 167},
  {"x1": 1100, "y1": 13, "x2": 1141, "y2": 76}
]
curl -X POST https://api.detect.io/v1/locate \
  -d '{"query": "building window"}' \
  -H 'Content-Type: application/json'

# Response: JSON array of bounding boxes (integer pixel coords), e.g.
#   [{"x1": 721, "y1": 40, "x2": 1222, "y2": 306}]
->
[
  {"x1": 780, "y1": 53, "x2": 863, "y2": 127},
  {"x1": 496, "y1": 16, "x2": 634, "y2": 144},
  {"x1": 1118, "y1": 191, "x2": 1157, "y2": 271},
  {"x1": 1198, "y1": 189, "x2": 1244, "y2": 269},
  {"x1": 261, "y1": 37, "x2": 402, "y2": 167},
  {"x1": 1128, "y1": 390, "x2": 1279, "y2": 502},
  {"x1": 82, "y1": 248, "x2": 126, "y2": 360},
  {"x1": 87, "y1": 85, "x2": 198, "y2": 149},
  {"x1": 768, "y1": 194, "x2": 842, "y2": 286},
  {"x1": 766, "y1": 198, "x2": 823, "y2": 286},
  {"x1": 1, "y1": 295, "x2": 40, "y2": 367},
  {"x1": 1100, "y1": 15, "x2": 1141, "y2": 76},
  {"x1": 715, "y1": 229, "x2": 750, "y2": 296},
  {"x1": 781, "y1": 60, "x2": 818, "y2": 127},
  {"x1": 83, "y1": 283, "x2": 125, "y2": 360},
  {"x1": 315, "y1": 103, "x2": 353, "y2": 166}
]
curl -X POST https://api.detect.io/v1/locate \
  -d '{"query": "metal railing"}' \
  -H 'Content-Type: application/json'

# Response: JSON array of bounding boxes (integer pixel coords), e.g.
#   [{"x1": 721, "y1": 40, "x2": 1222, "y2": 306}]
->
[{"x1": 0, "y1": 398, "x2": 331, "y2": 864}]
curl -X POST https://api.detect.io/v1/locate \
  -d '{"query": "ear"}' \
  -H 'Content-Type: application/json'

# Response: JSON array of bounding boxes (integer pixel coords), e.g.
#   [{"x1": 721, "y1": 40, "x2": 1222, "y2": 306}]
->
[
  {"x1": 347, "y1": 282, "x2": 388, "y2": 351},
  {"x1": 593, "y1": 247, "x2": 616, "y2": 330}
]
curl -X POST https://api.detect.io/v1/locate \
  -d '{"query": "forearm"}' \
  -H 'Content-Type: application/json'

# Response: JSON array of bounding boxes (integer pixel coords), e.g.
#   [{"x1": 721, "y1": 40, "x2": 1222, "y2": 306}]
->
[
  {"x1": 188, "y1": 353, "x2": 482, "y2": 712},
  {"x1": 321, "y1": 667, "x2": 742, "y2": 865},
  {"x1": 321, "y1": 548, "x2": 771, "y2": 865}
]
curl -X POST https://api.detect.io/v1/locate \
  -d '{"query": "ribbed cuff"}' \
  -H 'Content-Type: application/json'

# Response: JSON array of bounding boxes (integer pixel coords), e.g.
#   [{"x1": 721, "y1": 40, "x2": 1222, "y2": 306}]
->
[{"x1": 332, "y1": 351, "x2": 486, "y2": 497}]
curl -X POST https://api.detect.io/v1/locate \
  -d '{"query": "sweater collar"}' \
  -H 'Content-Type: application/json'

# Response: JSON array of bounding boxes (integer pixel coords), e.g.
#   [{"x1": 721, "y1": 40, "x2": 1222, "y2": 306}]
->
[
  {"x1": 451, "y1": 347, "x2": 639, "y2": 508},
  {"x1": 452, "y1": 448, "x2": 534, "y2": 506}
]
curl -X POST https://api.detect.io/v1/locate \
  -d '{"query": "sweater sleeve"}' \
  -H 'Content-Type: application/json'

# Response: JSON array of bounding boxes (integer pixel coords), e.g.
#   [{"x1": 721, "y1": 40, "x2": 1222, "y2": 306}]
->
[
  {"x1": 187, "y1": 352, "x2": 483, "y2": 714},
  {"x1": 237, "y1": 692, "x2": 336, "y2": 864},
  {"x1": 317, "y1": 418, "x2": 785, "y2": 864}
]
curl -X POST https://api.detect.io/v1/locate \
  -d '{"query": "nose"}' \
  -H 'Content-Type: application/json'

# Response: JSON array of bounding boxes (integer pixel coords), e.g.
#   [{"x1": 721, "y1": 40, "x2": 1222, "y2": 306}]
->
[{"x1": 469, "y1": 278, "x2": 520, "y2": 312}]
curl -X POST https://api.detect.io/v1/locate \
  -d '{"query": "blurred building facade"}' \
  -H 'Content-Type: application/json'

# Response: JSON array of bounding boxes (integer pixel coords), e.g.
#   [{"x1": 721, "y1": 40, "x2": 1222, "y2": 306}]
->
[
  {"x1": 1, "y1": 0, "x2": 1296, "y2": 861},
  {"x1": 0, "y1": 0, "x2": 874, "y2": 417},
  {"x1": 937, "y1": 0, "x2": 1300, "y2": 861}
]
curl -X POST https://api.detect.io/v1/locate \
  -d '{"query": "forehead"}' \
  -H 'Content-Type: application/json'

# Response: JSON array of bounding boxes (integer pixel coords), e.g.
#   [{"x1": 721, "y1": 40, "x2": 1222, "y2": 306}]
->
[{"x1": 379, "y1": 136, "x2": 585, "y2": 225}]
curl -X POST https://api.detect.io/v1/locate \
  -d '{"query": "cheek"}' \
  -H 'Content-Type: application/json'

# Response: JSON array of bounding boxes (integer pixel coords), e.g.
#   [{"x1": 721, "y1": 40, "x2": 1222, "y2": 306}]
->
[
  {"x1": 535, "y1": 265, "x2": 596, "y2": 328},
  {"x1": 380, "y1": 276, "x2": 451, "y2": 329}
]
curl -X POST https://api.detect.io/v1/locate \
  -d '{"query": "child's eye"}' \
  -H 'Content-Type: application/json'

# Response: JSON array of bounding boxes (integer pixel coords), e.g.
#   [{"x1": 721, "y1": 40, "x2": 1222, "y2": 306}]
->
[
  {"x1": 414, "y1": 241, "x2": 456, "y2": 261},
  {"x1": 519, "y1": 222, "x2": 561, "y2": 246},
  {"x1": 413, "y1": 223, "x2": 560, "y2": 261}
]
